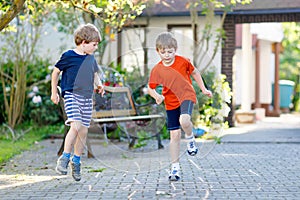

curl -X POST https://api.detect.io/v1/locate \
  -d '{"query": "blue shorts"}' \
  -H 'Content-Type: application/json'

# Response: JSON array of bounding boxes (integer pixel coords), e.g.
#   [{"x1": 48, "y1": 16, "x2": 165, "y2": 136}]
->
[
  {"x1": 166, "y1": 100, "x2": 194, "y2": 130},
  {"x1": 64, "y1": 91, "x2": 93, "y2": 128}
]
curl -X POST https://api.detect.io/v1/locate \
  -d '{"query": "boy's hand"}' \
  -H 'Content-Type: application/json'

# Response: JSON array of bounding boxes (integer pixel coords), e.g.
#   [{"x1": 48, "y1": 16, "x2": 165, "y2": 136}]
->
[
  {"x1": 202, "y1": 89, "x2": 213, "y2": 98},
  {"x1": 96, "y1": 85, "x2": 105, "y2": 97},
  {"x1": 156, "y1": 94, "x2": 165, "y2": 105},
  {"x1": 51, "y1": 93, "x2": 59, "y2": 105}
]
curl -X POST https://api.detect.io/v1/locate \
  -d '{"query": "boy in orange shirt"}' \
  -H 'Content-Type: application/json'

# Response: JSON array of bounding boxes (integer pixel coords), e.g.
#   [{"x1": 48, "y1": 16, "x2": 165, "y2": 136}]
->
[{"x1": 148, "y1": 32, "x2": 212, "y2": 181}]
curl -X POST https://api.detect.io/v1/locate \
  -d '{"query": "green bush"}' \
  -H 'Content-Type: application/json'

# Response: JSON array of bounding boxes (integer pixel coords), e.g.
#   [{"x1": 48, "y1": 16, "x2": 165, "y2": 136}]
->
[
  {"x1": 193, "y1": 69, "x2": 232, "y2": 129},
  {"x1": 0, "y1": 58, "x2": 62, "y2": 126},
  {"x1": 23, "y1": 58, "x2": 63, "y2": 125}
]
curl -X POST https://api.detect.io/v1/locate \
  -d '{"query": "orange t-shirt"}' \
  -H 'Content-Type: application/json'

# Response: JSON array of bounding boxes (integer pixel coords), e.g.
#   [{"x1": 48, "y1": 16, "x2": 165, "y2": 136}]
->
[{"x1": 148, "y1": 55, "x2": 197, "y2": 110}]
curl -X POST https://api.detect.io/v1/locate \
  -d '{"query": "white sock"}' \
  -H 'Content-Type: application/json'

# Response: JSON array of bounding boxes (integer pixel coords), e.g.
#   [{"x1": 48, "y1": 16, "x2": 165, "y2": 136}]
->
[
  {"x1": 185, "y1": 134, "x2": 194, "y2": 142},
  {"x1": 172, "y1": 162, "x2": 180, "y2": 170}
]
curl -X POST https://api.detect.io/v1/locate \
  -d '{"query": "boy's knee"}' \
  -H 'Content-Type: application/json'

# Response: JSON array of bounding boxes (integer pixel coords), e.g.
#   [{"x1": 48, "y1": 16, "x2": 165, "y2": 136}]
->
[{"x1": 179, "y1": 114, "x2": 191, "y2": 128}]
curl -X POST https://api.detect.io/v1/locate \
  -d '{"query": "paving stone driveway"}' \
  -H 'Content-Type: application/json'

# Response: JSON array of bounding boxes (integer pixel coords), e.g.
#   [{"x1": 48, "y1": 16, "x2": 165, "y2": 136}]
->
[{"x1": 0, "y1": 114, "x2": 300, "y2": 199}]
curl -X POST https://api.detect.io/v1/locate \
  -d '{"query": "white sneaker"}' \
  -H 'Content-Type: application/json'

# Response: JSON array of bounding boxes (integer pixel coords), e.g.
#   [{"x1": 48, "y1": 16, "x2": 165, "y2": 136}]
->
[
  {"x1": 169, "y1": 169, "x2": 180, "y2": 181},
  {"x1": 187, "y1": 140, "x2": 198, "y2": 156}
]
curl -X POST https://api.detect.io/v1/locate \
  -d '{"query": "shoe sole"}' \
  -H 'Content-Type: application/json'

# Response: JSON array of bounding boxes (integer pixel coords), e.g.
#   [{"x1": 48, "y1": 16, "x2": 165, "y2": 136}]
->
[
  {"x1": 55, "y1": 167, "x2": 67, "y2": 175},
  {"x1": 169, "y1": 175, "x2": 180, "y2": 181},
  {"x1": 187, "y1": 149, "x2": 198, "y2": 156},
  {"x1": 72, "y1": 176, "x2": 81, "y2": 181}
]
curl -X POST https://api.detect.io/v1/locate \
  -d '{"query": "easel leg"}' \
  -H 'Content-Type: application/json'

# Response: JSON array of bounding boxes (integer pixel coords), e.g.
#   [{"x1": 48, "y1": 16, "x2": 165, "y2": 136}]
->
[{"x1": 86, "y1": 138, "x2": 94, "y2": 158}]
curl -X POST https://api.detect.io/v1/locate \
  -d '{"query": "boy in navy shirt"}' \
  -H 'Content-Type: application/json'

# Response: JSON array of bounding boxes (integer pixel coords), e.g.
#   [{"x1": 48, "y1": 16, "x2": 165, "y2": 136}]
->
[{"x1": 51, "y1": 23, "x2": 104, "y2": 181}]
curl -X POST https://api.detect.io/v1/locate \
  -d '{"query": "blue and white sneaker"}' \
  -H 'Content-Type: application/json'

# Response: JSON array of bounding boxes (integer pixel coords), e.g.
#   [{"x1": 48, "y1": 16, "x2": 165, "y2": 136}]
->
[
  {"x1": 187, "y1": 140, "x2": 198, "y2": 156},
  {"x1": 70, "y1": 161, "x2": 81, "y2": 181},
  {"x1": 169, "y1": 169, "x2": 180, "y2": 181}
]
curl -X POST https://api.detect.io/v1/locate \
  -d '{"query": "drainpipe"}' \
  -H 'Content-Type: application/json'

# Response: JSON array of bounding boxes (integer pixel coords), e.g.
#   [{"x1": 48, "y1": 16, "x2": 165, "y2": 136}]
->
[
  {"x1": 272, "y1": 42, "x2": 281, "y2": 116},
  {"x1": 117, "y1": 30, "x2": 122, "y2": 66},
  {"x1": 255, "y1": 38, "x2": 261, "y2": 108}
]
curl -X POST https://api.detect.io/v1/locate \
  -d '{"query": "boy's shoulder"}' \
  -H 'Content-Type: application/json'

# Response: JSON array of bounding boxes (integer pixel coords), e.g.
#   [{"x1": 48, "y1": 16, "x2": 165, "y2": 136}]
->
[
  {"x1": 175, "y1": 55, "x2": 191, "y2": 63},
  {"x1": 61, "y1": 49, "x2": 94, "y2": 59},
  {"x1": 59, "y1": 49, "x2": 75, "y2": 58},
  {"x1": 63, "y1": 49, "x2": 76, "y2": 56}
]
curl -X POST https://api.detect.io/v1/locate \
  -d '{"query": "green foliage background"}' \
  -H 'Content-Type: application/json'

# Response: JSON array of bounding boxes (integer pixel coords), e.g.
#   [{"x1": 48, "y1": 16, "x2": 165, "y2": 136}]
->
[{"x1": 280, "y1": 22, "x2": 300, "y2": 111}]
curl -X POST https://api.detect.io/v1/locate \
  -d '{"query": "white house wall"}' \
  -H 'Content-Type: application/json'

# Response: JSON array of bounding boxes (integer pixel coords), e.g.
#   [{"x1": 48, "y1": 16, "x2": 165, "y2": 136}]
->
[
  {"x1": 0, "y1": 18, "x2": 73, "y2": 64},
  {"x1": 146, "y1": 16, "x2": 195, "y2": 68},
  {"x1": 259, "y1": 39, "x2": 273, "y2": 104},
  {"x1": 38, "y1": 23, "x2": 73, "y2": 63},
  {"x1": 101, "y1": 36, "x2": 118, "y2": 66},
  {"x1": 233, "y1": 49, "x2": 242, "y2": 105},
  {"x1": 251, "y1": 23, "x2": 284, "y2": 43},
  {"x1": 233, "y1": 48, "x2": 256, "y2": 107},
  {"x1": 194, "y1": 16, "x2": 222, "y2": 74},
  {"x1": 119, "y1": 16, "x2": 222, "y2": 73}
]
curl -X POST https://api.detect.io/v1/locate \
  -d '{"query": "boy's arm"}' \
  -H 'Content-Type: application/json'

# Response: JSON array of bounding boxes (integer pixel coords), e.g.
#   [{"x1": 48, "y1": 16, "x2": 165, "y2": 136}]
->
[
  {"x1": 51, "y1": 67, "x2": 61, "y2": 104},
  {"x1": 191, "y1": 68, "x2": 212, "y2": 98},
  {"x1": 147, "y1": 85, "x2": 164, "y2": 105},
  {"x1": 94, "y1": 72, "x2": 105, "y2": 96}
]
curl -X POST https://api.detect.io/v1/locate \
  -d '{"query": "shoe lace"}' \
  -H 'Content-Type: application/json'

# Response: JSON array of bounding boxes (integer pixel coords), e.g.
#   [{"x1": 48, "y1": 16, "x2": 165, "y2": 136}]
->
[
  {"x1": 72, "y1": 163, "x2": 81, "y2": 173},
  {"x1": 189, "y1": 141, "x2": 195, "y2": 149},
  {"x1": 60, "y1": 158, "x2": 69, "y2": 168}
]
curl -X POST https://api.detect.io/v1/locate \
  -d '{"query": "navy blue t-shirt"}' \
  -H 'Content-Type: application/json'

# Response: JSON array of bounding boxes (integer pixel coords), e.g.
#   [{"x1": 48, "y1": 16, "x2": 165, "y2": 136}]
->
[{"x1": 55, "y1": 50, "x2": 99, "y2": 98}]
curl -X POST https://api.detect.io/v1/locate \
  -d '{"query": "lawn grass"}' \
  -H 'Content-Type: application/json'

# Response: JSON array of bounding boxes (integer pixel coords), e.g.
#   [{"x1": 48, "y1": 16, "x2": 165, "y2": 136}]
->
[{"x1": 0, "y1": 124, "x2": 63, "y2": 166}]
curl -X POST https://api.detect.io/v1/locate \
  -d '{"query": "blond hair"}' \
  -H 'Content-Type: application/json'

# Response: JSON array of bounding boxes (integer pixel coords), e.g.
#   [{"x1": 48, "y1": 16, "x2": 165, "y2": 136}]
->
[
  {"x1": 155, "y1": 32, "x2": 177, "y2": 50},
  {"x1": 74, "y1": 23, "x2": 101, "y2": 45}
]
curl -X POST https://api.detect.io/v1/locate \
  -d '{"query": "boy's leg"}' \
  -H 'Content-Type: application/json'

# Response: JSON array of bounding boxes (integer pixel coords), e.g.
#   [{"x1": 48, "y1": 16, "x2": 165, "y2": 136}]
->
[
  {"x1": 70, "y1": 124, "x2": 88, "y2": 182},
  {"x1": 73, "y1": 125, "x2": 88, "y2": 156},
  {"x1": 169, "y1": 129, "x2": 181, "y2": 181},
  {"x1": 179, "y1": 114, "x2": 193, "y2": 137},
  {"x1": 64, "y1": 121, "x2": 82, "y2": 153},
  {"x1": 56, "y1": 121, "x2": 80, "y2": 175},
  {"x1": 170, "y1": 129, "x2": 181, "y2": 163},
  {"x1": 180, "y1": 114, "x2": 198, "y2": 156},
  {"x1": 180, "y1": 100, "x2": 198, "y2": 156},
  {"x1": 166, "y1": 108, "x2": 182, "y2": 181}
]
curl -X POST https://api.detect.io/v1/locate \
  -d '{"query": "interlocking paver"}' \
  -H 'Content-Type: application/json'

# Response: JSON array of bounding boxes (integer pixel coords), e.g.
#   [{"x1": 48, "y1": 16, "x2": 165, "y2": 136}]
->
[{"x1": 0, "y1": 114, "x2": 300, "y2": 199}]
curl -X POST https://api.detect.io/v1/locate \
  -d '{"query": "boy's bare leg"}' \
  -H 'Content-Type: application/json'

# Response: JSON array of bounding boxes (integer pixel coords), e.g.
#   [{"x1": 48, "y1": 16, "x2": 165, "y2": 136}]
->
[
  {"x1": 64, "y1": 121, "x2": 82, "y2": 153},
  {"x1": 169, "y1": 129, "x2": 181, "y2": 181},
  {"x1": 68, "y1": 122, "x2": 87, "y2": 182},
  {"x1": 180, "y1": 114, "x2": 198, "y2": 156},
  {"x1": 179, "y1": 114, "x2": 193, "y2": 137},
  {"x1": 74, "y1": 126, "x2": 88, "y2": 156},
  {"x1": 56, "y1": 121, "x2": 81, "y2": 176},
  {"x1": 170, "y1": 129, "x2": 181, "y2": 163}
]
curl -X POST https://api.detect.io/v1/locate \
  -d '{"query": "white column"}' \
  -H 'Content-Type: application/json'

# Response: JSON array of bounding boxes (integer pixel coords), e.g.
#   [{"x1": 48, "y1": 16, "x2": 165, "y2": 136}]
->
[{"x1": 241, "y1": 24, "x2": 252, "y2": 111}]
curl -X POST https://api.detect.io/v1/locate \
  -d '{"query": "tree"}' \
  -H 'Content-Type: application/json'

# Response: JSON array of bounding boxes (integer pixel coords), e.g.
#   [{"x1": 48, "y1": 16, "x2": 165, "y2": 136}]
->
[
  {"x1": 0, "y1": 0, "x2": 57, "y2": 128},
  {"x1": 0, "y1": 0, "x2": 26, "y2": 31},
  {"x1": 54, "y1": 0, "x2": 146, "y2": 64},
  {"x1": 1, "y1": 1, "x2": 146, "y2": 31},
  {"x1": 187, "y1": 0, "x2": 252, "y2": 71},
  {"x1": 0, "y1": 0, "x2": 146, "y2": 128}
]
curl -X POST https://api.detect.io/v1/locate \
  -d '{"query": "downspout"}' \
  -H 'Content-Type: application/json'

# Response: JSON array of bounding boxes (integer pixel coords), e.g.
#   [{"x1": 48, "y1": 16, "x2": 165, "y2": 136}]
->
[
  {"x1": 272, "y1": 42, "x2": 281, "y2": 116},
  {"x1": 254, "y1": 37, "x2": 261, "y2": 108}
]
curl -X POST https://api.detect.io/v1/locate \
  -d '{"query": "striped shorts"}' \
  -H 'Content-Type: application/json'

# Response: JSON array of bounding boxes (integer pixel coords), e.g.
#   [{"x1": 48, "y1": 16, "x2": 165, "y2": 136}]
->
[{"x1": 64, "y1": 91, "x2": 93, "y2": 128}]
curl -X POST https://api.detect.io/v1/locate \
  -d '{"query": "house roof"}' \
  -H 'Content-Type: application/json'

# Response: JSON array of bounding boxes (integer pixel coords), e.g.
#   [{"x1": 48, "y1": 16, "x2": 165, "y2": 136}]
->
[{"x1": 142, "y1": 0, "x2": 300, "y2": 17}]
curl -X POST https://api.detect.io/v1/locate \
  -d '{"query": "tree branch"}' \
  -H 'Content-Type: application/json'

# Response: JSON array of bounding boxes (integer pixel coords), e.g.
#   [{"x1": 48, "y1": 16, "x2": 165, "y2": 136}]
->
[{"x1": 0, "y1": 0, "x2": 26, "y2": 31}]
